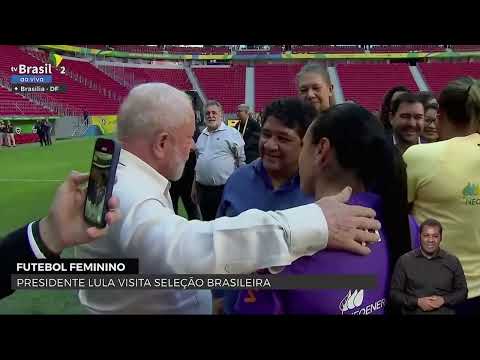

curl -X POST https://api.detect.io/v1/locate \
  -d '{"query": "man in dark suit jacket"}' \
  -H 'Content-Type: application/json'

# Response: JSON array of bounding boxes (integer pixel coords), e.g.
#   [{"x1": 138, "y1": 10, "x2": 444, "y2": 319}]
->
[
  {"x1": 169, "y1": 125, "x2": 201, "y2": 220},
  {"x1": 234, "y1": 104, "x2": 261, "y2": 164},
  {"x1": 0, "y1": 172, "x2": 121, "y2": 300},
  {"x1": 34, "y1": 120, "x2": 46, "y2": 147}
]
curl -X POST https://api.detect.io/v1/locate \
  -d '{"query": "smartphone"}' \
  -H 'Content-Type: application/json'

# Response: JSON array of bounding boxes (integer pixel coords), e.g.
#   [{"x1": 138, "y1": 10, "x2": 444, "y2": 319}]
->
[{"x1": 84, "y1": 138, "x2": 121, "y2": 228}]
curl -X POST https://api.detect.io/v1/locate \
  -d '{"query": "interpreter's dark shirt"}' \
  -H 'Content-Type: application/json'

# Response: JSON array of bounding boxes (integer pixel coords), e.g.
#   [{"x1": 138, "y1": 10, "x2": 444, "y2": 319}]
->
[{"x1": 390, "y1": 248, "x2": 467, "y2": 315}]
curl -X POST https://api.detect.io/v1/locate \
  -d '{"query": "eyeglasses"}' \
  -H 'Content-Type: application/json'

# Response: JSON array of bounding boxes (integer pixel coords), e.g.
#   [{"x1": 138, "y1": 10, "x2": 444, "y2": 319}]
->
[{"x1": 398, "y1": 113, "x2": 424, "y2": 121}]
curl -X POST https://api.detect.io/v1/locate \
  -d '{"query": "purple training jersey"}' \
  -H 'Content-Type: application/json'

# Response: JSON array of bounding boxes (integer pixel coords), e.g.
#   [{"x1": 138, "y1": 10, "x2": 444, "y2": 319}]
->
[{"x1": 235, "y1": 192, "x2": 419, "y2": 315}]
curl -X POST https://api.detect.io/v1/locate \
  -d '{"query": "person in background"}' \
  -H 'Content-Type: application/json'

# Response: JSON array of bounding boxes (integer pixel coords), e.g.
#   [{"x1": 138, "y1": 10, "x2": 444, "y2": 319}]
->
[
  {"x1": 35, "y1": 120, "x2": 46, "y2": 147},
  {"x1": 234, "y1": 104, "x2": 261, "y2": 163},
  {"x1": 169, "y1": 124, "x2": 201, "y2": 220},
  {"x1": 83, "y1": 109, "x2": 90, "y2": 126},
  {"x1": 417, "y1": 91, "x2": 439, "y2": 143},
  {"x1": 42, "y1": 119, "x2": 52, "y2": 146},
  {"x1": 389, "y1": 92, "x2": 425, "y2": 154},
  {"x1": 216, "y1": 98, "x2": 317, "y2": 314},
  {"x1": 390, "y1": 218, "x2": 467, "y2": 315},
  {"x1": 379, "y1": 85, "x2": 411, "y2": 135},
  {"x1": 418, "y1": 90, "x2": 438, "y2": 107},
  {"x1": 192, "y1": 100, "x2": 246, "y2": 220},
  {"x1": 297, "y1": 63, "x2": 334, "y2": 113},
  {"x1": 421, "y1": 102, "x2": 440, "y2": 143},
  {"x1": 404, "y1": 76, "x2": 480, "y2": 315},
  {"x1": 0, "y1": 120, "x2": 5, "y2": 147},
  {"x1": 235, "y1": 103, "x2": 414, "y2": 315},
  {"x1": 5, "y1": 121, "x2": 15, "y2": 147}
]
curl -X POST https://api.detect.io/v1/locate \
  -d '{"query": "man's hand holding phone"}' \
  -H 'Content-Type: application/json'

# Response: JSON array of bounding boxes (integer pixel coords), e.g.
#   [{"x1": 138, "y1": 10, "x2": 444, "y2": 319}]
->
[{"x1": 39, "y1": 171, "x2": 121, "y2": 255}]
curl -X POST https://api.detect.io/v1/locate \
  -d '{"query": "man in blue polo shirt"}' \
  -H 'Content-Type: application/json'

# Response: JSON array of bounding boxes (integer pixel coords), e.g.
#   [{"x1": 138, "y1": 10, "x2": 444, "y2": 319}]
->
[{"x1": 215, "y1": 97, "x2": 318, "y2": 314}]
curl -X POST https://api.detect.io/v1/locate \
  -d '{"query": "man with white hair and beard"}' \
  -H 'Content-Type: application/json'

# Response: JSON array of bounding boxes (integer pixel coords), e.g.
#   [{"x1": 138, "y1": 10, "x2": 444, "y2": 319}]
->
[{"x1": 77, "y1": 83, "x2": 382, "y2": 314}]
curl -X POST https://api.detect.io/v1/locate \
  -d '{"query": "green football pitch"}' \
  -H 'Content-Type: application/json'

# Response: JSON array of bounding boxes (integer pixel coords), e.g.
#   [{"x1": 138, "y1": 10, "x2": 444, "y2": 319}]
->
[{"x1": 0, "y1": 137, "x2": 188, "y2": 314}]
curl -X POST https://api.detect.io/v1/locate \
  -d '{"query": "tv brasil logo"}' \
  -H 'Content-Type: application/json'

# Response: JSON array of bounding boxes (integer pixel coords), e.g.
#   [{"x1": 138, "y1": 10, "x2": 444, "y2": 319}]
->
[
  {"x1": 10, "y1": 54, "x2": 65, "y2": 84},
  {"x1": 463, "y1": 182, "x2": 480, "y2": 206}
]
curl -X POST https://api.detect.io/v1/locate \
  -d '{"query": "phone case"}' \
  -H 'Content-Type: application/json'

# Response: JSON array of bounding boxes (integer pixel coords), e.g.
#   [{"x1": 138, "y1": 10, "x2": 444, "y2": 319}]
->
[{"x1": 84, "y1": 138, "x2": 121, "y2": 228}]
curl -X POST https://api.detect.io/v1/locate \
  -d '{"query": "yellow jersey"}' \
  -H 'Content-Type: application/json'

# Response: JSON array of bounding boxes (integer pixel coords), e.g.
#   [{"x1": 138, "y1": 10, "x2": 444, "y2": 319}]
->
[{"x1": 404, "y1": 133, "x2": 480, "y2": 299}]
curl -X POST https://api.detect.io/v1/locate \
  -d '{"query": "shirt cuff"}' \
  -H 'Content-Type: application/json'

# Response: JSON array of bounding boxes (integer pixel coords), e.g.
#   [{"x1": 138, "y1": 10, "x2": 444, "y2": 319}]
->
[
  {"x1": 27, "y1": 222, "x2": 46, "y2": 259},
  {"x1": 279, "y1": 203, "x2": 328, "y2": 257},
  {"x1": 406, "y1": 295, "x2": 418, "y2": 309}
]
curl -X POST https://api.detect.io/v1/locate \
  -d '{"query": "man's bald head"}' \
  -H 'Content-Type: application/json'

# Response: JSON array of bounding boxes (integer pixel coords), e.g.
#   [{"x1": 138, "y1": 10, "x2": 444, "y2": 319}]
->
[
  {"x1": 117, "y1": 83, "x2": 194, "y2": 141},
  {"x1": 238, "y1": 104, "x2": 249, "y2": 112},
  {"x1": 237, "y1": 103, "x2": 250, "y2": 122}
]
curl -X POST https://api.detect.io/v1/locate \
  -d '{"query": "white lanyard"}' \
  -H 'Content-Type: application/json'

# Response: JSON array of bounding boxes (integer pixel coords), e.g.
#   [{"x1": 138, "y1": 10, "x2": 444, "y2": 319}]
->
[{"x1": 241, "y1": 117, "x2": 249, "y2": 138}]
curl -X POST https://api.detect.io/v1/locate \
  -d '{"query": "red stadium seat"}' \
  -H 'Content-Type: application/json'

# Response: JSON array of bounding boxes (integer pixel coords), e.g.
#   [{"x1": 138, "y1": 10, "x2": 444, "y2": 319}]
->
[
  {"x1": 193, "y1": 65, "x2": 246, "y2": 113},
  {"x1": 337, "y1": 63, "x2": 419, "y2": 111},
  {"x1": 99, "y1": 65, "x2": 192, "y2": 91},
  {"x1": 418, "y1": 62, "x2": 480, "y2": 95},
  {"x1": 254, "y1": 63, "x2": 303, "y2": 112}
]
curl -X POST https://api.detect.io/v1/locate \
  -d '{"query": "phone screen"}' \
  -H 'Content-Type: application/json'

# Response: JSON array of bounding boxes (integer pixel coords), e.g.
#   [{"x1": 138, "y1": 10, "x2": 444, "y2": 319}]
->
[{"x1": 84, "y1": 145, "x2": 114, "y2": 227}]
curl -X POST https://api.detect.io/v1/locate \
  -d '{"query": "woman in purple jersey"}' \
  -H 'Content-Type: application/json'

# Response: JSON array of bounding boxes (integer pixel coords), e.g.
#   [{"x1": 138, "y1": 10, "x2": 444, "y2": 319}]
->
[{"x1": 235, "y1": 103, "x2": 413, "y2": 315}]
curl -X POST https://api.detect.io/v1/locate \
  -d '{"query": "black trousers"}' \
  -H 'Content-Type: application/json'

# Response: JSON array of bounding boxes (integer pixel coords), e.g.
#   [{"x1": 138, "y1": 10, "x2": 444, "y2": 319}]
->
[
  {"x1": 196, "y1": 183, "x2": 225, "y2": 221},
  {"x1": 170, "y1": 179, "x2": 200, "y2": 220},
  {"x1": 39, "y1": 133, "x2": 47, "y2": 146}
]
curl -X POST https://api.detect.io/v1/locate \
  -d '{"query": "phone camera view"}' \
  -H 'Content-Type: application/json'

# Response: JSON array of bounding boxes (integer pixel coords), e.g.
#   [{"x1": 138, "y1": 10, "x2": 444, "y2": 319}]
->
[{"x1": 85, "y1": 150, "x2": 113, "y2": 226}]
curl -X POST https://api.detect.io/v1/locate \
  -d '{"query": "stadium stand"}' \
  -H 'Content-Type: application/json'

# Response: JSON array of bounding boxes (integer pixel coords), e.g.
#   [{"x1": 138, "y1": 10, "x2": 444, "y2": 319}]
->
[
  {"x1": 0, "y1": 47, "x2": 54, "y2": 116},
  {"x1": 111, "y1": 45, "x2": 165, "y2": 54},
  {"x1": 98, "y1": 65, "x2": 192, "y2": 90},
  {"x1": 75, "y1": 45, "x2": 111, "y2": 50},
  {"x1": 0, "y1": 86, "x2": 52, "y2": 116},
  {"x1": 2, "y1": 45, "x2": 480, "y2": 120},
  {"x1": 418, "y1": 62, "x2": 480, "y2": 95},
  {"x1": 0, "y1": 46, "x2": 122, "y2": 115},
  {"x1": 254, "y1": 63, "x2": 304, "y2": 112},
  {"x1": 193, "y1": 64, "x2": 246, "y2": 113},
  {"x1": 167, "y1": 46, "x2": 230, "y2": 54},
  {"x1": 60, "y1": 59, "x2": 130, "y2": 99},
  {"x1": 452, "y1": 45, "x2": 480, "y2": 52},
  {"x1": 109, "y1": 46, "x2": 231, "y2": 55},
  {"x1": 235, "y1": 49, "x2": 271, "y2": 55},
  {"x1": 336, "y1": 63, "x2": 419, "y2": 111},
  {"x1": 370, "y1": 45, "x2": 446, "y2": 53},
  {"x1": 269, "y1": 46, "x2": 283, "y2": 54},
  {"x1": 292, "y1": 45, "x2": 363, "y2": 53}
]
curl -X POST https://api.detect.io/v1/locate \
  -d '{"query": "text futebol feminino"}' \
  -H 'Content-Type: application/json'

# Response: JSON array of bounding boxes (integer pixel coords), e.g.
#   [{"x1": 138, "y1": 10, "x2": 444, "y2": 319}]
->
[{"x1": 16, "y1": 262, "x2": 126, "y2": 272}]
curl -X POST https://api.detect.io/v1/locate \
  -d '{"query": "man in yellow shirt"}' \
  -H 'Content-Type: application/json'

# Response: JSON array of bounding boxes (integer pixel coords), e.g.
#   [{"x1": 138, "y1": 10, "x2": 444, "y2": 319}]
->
[{"x1": 404, "y1": 76, "x2": 480, "y2": 315}]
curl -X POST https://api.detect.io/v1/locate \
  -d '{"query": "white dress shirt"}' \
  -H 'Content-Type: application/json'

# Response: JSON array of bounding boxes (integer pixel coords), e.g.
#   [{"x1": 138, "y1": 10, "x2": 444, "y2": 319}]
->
[
  {"x1": 195, "y1": 122, "x2": 246, "y2": 186},
  {"x1": 77, "y1": 149, "x2": 329, "y2": 314}
]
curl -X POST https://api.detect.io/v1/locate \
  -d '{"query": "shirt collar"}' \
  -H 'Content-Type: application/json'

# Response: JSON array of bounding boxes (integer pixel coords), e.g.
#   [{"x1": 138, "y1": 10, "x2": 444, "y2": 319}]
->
[
  {"x1": 252, "y1": 159, "x2": 300, "y2": 192},
  {"x1": 119, "y1": 149, "x2": 171, "y2": 198},
  {"x1": 414, "y1": 247, "x2": 445, "y2": 259},
  {"x1": 202, "y1": 121, "x2": 227, "y2": 135}
]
